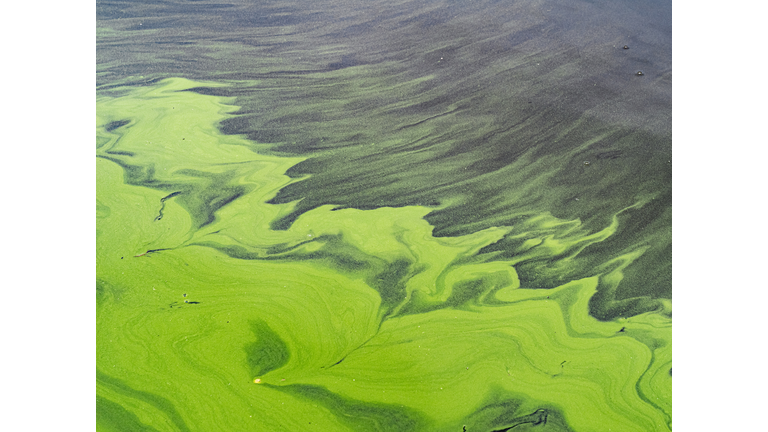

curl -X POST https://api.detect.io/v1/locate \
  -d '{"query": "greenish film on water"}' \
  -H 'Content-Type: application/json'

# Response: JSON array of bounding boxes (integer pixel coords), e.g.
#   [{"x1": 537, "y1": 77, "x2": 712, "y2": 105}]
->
[{"x1": 97, "y1": 1, "x2": 671, "y2": 431}]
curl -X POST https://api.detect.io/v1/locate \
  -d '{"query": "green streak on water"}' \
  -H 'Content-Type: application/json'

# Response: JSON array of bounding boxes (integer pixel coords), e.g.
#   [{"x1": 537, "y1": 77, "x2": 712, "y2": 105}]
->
[
  {"x1": 246, "y1": 320, "x2": 290, "y2": 377},
  {"x1": 274, "y1": 383, "x2": 430, "y2": 431},
  {"x1": 97, "y1": 78, "x2": 670, "y2": 431},
  {"x1": 96, "y1": 396, "x2": 162, "y2": 432}
]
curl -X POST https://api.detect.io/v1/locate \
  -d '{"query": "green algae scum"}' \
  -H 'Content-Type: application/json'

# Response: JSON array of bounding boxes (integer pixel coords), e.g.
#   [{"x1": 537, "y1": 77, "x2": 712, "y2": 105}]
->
[{"x1": 97, "y1": 1, "x2": 671, "y2": 431}]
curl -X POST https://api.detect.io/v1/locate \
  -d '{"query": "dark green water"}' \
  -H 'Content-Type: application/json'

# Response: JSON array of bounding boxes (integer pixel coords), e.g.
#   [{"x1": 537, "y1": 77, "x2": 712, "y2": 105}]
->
[{"x1": 97, "y1": 1, "x2": 671, "y2": 430}]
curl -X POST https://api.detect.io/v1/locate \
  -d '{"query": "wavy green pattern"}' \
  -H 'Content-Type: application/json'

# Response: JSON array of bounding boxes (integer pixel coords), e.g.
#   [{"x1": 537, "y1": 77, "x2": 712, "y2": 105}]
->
[
  {"x1": 97, "y1": 0, "x2": 671, "y2": 318},
  {"x1": 97, "y1": 78, "x2": 670, "y2": 431}
]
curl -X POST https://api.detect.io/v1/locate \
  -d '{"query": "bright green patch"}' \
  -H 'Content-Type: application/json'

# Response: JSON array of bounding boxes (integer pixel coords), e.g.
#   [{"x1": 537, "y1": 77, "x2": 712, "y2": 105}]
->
[{"x1": 97, "y1": 78, "x2": 670, "y2": 431}]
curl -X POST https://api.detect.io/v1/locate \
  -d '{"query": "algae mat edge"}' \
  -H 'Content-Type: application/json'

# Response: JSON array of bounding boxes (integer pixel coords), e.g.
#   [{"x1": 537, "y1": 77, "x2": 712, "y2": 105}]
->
[{"x1": 96, "y1": 78, "x2": 670, "y2": 431}]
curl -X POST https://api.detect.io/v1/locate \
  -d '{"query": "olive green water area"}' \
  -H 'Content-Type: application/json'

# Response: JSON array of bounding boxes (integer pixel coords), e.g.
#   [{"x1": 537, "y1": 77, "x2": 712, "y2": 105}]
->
[
  {"x1": 98, "y1": 0, "x2": 671, "y2": 317},
  {"x1": 96, "y1": 78, "x2": 670, "y2": 431}
]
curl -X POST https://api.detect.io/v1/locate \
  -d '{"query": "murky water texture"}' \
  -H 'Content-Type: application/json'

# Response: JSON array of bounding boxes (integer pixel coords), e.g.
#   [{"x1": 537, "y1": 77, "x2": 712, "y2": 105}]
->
[{"x1": 97, "y1": 1, "x2": 671, "y2": 430}]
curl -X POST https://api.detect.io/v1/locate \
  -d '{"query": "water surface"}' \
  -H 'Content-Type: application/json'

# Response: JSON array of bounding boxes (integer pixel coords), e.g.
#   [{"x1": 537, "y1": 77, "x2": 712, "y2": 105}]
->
[{"x1": 97, "y1": 1, "x2": 671, "y2": 430}]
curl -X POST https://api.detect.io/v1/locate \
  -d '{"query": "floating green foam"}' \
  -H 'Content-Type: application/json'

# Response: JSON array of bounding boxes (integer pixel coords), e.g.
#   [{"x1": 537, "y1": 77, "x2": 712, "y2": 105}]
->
[{"x1": 97, "y1": 78, "x2": 670, "y2": 431}]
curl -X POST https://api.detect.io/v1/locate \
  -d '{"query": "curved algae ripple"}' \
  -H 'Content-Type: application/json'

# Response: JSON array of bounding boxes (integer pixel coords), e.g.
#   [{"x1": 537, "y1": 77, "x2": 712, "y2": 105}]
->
[{"x1": 97, "y1": 78, "x2": 671, "y2": 431}]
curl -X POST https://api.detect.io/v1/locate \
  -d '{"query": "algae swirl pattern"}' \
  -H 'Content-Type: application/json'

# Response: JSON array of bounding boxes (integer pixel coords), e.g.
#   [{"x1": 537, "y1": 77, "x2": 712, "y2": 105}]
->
[{"x1": 97, "y1": 79, "x2": 670, "y2": 431}]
